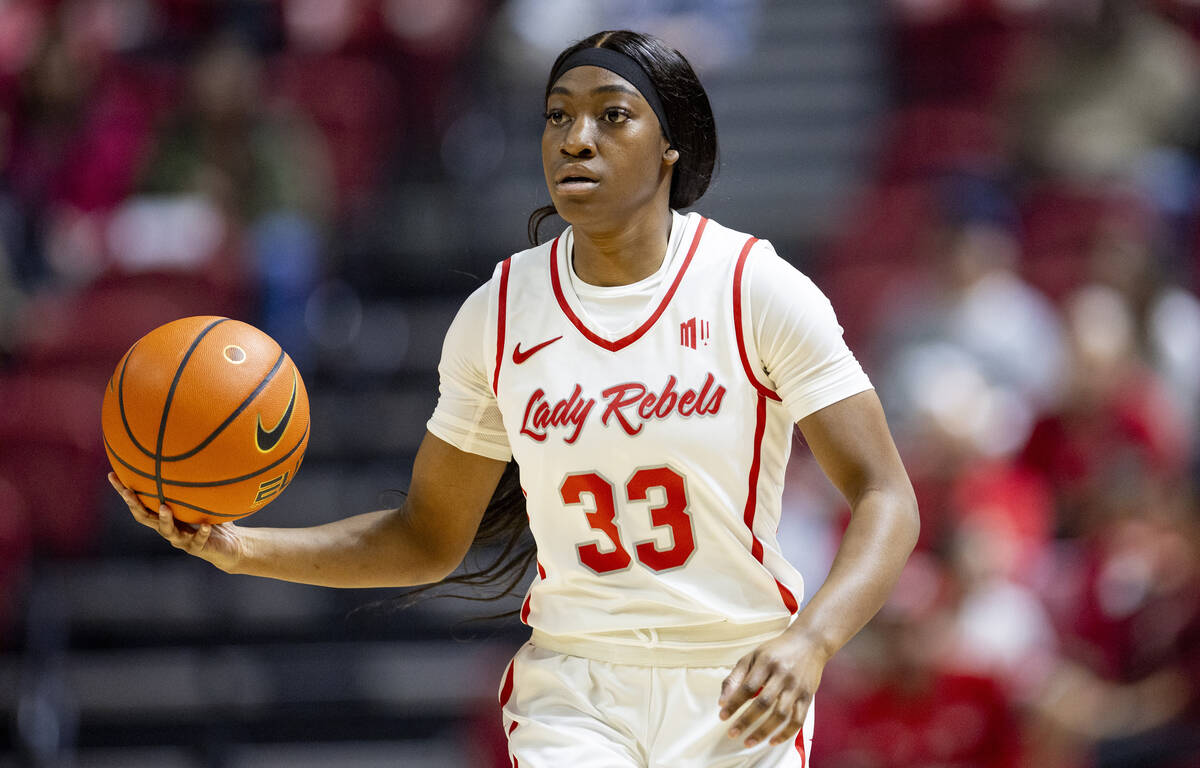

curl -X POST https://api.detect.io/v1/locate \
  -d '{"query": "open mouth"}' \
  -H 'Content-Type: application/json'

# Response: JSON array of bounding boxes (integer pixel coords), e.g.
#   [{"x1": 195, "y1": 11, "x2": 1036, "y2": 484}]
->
[
  {"x1": 555, "y1": 163, "x2": 600, "y2": 191},
  {"x1": 556, "y1": 175, "x2": 599, "y2": 192}
]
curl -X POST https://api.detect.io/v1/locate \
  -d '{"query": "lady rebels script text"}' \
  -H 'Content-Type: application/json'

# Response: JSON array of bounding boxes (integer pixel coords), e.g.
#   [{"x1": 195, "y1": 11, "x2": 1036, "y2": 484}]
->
[{"x1": 519, "y1": 373, "x2": 726, "y2": 444}]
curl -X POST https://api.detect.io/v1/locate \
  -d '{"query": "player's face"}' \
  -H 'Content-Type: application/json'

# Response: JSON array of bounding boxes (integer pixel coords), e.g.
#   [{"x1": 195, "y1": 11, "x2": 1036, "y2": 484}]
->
[{"x1": 542, "y1": 65, "x2": 676, "y2": 229}]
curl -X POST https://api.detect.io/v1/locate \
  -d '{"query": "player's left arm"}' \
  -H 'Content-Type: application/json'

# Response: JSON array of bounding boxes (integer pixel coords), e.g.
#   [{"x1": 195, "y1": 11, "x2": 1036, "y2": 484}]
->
[{"x1": 719, "y1": 388, "x2": 919, "y2": 747}]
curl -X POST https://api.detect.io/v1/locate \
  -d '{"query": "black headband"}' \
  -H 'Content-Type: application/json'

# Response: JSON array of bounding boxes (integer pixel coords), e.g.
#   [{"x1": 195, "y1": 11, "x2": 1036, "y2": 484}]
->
[{"x1": 549, "y1": 47, "x2": 673, "y2": 144}]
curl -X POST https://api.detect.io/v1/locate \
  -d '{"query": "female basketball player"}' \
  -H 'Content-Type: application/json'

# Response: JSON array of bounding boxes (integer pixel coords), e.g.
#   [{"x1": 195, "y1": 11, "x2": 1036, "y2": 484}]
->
[{"x1": 112, "y1": 30, "x2": 919, "y2": 766}]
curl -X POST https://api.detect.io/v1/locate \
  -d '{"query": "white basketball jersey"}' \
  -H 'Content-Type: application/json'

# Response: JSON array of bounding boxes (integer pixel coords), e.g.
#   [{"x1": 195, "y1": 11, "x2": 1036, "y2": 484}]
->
[{"x1": 486, "y1": 213, "x2": 803, "y2": 648}]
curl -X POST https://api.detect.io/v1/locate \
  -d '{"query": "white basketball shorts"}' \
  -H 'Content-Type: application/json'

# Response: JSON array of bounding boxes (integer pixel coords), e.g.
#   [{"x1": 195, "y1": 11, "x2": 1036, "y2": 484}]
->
[{"x1": 498, "y1": 643, "x2": 813, "y2": 768}]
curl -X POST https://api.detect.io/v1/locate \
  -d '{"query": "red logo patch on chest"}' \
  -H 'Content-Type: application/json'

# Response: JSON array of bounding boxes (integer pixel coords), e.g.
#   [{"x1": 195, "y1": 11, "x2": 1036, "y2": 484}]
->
[{"x1": 680, "y1": 317, "x2": 710, "y2": 349}]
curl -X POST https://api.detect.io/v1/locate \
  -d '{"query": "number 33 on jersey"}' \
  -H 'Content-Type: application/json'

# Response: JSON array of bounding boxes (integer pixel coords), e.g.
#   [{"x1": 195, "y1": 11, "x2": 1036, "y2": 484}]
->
[{"x1": 488, "y1": 213, "x2": 807, "y2": 637}]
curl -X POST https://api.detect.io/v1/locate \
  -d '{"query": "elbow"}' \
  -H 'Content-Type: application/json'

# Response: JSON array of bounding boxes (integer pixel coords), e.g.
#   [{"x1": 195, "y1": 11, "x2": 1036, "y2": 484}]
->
[
  {"x1": 369, "y1": 513, "x2": 469, "y2": 587},
  {"x1": 860, "y1": 481, "x2": 920, "y2": 555},
  {"x1": 406, "y1": 562, "x2": 454, "y2": 587},
  {"x1": 414, "y1": 540, "x2": 470, "y2": 586},
  {"x1": 424, "y1": 557, "x2": 464, "y2": 585},
  {"x1": 394, "y1": 560, "x2": 458, "y2": 588},
  {"x1": 854, "y1": 479, "x2": 921, "y2": 546}
]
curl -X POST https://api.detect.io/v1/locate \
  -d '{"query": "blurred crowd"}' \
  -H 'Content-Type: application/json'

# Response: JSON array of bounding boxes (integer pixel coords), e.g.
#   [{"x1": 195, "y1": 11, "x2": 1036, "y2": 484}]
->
[
  {"x1": 0, "y1": 0, "x2": 513, "y2": 371},
  {"x1": 790, "y1": 1, "x2": 1200, "y2": 767},
  {"x1": 0, "y1": 1, "x2": 1196, "y2": 767},
  {"x1": 0, "y1": 0, "x2": 503, "y2": 648}
]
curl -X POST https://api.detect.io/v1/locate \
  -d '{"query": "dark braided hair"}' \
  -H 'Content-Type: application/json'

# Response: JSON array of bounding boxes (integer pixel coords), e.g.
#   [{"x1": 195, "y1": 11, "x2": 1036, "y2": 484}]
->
[
  {"x1": 528, "y1": 30, "x2": 719, "y2": 244},
  {"x1": 432, "y1": 459, "x2": 531, "y2": 604}
]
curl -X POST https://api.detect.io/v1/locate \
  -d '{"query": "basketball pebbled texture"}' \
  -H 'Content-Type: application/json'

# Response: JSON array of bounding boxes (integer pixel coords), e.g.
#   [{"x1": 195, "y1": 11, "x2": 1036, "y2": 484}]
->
[{"x1": 101, "y1": 316, "x2": 310, "y2": 525}]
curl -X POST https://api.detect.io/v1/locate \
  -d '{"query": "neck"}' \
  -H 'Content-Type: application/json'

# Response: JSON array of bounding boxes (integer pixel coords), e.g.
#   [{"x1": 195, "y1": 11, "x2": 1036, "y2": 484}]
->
[{"x1": 570, "y1": 206, "x2": 673, "y2": 287}]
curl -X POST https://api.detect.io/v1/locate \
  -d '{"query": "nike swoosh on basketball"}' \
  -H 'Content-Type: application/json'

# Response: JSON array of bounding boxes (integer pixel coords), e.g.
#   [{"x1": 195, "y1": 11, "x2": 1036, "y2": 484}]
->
[
  {"x1": 513, "y1": 336, "x2": 563, "y2": 364},
  {"x1": 256, "y1": 371, "x2": 297, "y2": 452}
]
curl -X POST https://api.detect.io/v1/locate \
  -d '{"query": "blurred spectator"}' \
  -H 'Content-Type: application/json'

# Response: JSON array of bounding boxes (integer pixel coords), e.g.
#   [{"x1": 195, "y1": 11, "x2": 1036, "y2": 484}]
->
[
  {"x1": 137, "y1": 36, "x2": 330, "y2": 222},
  {"x1": 879, "y1": 170, "x2": 1067, "y2": 417},
  {"x1": 4, "y1": 21, "x2": 155, "y2": 286},
  {"x1": 869, "y1": 171, "x2": 1066, "y2": 550},
  {"x1": 888, "y1": 0, "x2": 1038, "y2": 111},
  {"x1": 1011, "y1": 0, "x2": 1200, "y2": 184},
  {"x1": 813, "y1": 552, "x2": 1024, "y2": 768},
  {"x1": 0, "y1": 240, "x2": 21, "y2": 365},
  {"x1": 1082, "y1": 195, "x2": 1200, "y2": 432},
  {"x1": 818, "y1": 6, "x2": 1200, "y2": 761},
  {"x1": 1029, "y1": 469, "x2": 1200, "y2": 768},
  {"x1": 0, "y1": 106, "x2": 24, "y2": 364},
  {"x1": 1021, "y1": 285, "x2": 1191, "y2": 535},
  {"x1": 134, "y1": 33, "x2": 334, "y2": 369},
  {"x1": 0, "y1": 474, "x2": 31, "y2": 645},
  {"x1": 0, "y1": 110, "x2": 36, "y2": 304}
]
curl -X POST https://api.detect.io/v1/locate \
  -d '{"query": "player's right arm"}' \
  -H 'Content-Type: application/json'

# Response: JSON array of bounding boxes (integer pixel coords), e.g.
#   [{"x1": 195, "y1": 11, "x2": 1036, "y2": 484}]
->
[
  {"x1": 113, "y1": 278, "x2": 514, "y2": 588},
  {"x1": 111, "y1": 432, "x2": 506, "y2": 586}
]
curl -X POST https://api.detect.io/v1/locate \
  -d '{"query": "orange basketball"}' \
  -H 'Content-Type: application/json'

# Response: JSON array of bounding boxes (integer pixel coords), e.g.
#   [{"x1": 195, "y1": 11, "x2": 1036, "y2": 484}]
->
[{"x1": 101, "y1": 316, "x2": 310, "y2": 525}]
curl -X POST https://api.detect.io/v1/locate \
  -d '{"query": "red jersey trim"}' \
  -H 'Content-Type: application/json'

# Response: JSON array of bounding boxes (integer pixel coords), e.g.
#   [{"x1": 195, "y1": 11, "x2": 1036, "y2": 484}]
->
[
  {"x1": 499, "y1": 656, "x2": 516, "y2": 706},
  {"x1": 743, "y1": 393, "x2": 799, "y2": 614},
  {"x1": 492, "y1": 258, "x2": 512, "y2": 396},
  {"x1": 499, "y1": 656, "x2": 520, "y2": 767},
  {"x1": 520, "y1": 562, "x2": 546, "y2": 624},
  {"x1": 549, "y1": 217, "x2": 709, "y2": 352},
  {"x1": 733, "y1": 237, "x2": 783, "y2": 402}
]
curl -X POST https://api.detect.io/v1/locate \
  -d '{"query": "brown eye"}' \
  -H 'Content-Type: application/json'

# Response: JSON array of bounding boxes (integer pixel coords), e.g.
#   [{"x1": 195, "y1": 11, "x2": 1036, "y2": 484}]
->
[
  {"x1": 603, "y1": 108, "x2": 630, "y2": 124},
  {"x1": 545, "y1": 109, "x2": 568, "y2": 127}
]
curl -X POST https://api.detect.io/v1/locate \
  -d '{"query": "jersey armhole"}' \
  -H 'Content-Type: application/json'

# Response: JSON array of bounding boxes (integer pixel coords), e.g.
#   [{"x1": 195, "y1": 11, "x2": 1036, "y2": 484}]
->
[{"x1": 732, "y1": 238, "x2": 782, "y2": 402}]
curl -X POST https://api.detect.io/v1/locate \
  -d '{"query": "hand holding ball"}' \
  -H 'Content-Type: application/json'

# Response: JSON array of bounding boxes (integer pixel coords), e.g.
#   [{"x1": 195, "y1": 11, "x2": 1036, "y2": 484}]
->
[{"x1": 101, "y1": 316, "x2": 309, "y2": 525}]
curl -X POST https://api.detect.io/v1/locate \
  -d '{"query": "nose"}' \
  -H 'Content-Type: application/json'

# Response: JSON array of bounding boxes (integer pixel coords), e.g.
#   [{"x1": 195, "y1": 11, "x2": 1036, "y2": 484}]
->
[{"x1": 561, "y1": 116, "x2": 596, "y2": 158}]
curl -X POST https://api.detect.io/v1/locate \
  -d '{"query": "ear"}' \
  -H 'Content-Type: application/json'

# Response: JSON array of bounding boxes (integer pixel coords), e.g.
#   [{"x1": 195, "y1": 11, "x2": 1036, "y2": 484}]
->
[{"x1": 664, "y1": 147, "x2": 680, "y2": 165}]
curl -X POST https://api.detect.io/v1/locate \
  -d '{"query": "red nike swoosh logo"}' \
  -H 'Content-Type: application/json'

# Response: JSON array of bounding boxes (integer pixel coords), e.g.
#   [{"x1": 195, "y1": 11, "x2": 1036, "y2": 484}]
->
[{"x1": 513, "y1": 336, "x2": 563, "y2": 364}]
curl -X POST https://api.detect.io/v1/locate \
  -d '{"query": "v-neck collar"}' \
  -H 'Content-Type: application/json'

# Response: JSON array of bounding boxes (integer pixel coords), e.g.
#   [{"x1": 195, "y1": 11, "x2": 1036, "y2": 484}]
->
[{"x1": 549, "y1": 212, "x2": 708, "y2": 352}]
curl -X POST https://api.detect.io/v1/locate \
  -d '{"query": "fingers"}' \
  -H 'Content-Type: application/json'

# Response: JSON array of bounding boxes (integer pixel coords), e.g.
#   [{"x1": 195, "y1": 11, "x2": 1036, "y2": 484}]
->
[
  {"x1": 720, "y1": 652, "x2": 813, "y2": 749},
  {"x1": 767, "y1": 696, "x2": 808, "y2": 747},
  {"x1": 724, "y1": 659, "x2": 775, "y2": 744},
  {"x1": 156, "y1": 501, "x2": 177, "y2": 538},
  {"x1": 109, "y1": 472, "x2": 159, "y2": 528},
  {"x1": 719, "y1": 655, "x2": 754, "y2": 719},
  {"x1": 738, "y1": 674, "x2": 790, "y2": 747},
  {"x1": 109, "y1": 473, "x2": 204, "y2": 551},
  {"x1": 193, "y1": 522, "x2": 214, "y2": 552},
  {"x1": 758, "y1": 683, "x2": 810, "y2": 748},
  {"x1": 153, "y1": 502, "x2": 210, "y2": 552}
]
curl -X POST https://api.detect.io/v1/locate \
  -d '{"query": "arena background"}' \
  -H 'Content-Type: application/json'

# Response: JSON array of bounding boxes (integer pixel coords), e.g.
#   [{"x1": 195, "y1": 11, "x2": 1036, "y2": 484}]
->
[{"x1": 0, "y1": 1, "x2": 1197, "y2": 766}]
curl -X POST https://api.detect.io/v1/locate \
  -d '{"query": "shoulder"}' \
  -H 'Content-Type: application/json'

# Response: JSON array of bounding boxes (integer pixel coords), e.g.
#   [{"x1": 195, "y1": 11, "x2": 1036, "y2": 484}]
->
[
  {"x1": 746, "y1": 242, "x2": 822, "y2": 295},
  {"x1": 685, "y1": 215, "x2": 798, "y2": 281},
  {"x1": 735, "y1": 232, "x2": 842, "y2": 344},
  {"x1": 454, "y1": 279, "x2": 492, "y2": 325},
  {"x1": 503, "y1": 236, "x2": 558, "y2": 276},
  {"x1": 686, "y1": 213, "x2": 762, "y2": 258},
  {"x1": 689, "y1": 215, "x2": 794, "y2": 279}
]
